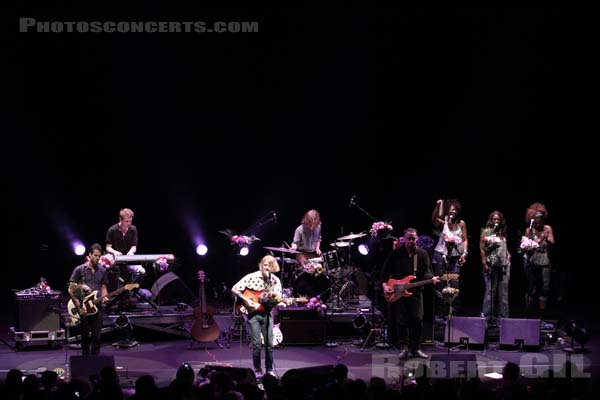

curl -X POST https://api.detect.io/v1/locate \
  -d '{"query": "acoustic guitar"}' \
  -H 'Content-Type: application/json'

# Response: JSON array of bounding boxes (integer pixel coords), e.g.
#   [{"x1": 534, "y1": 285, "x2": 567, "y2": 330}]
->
[
  {"x1": 237, "y1": 289, "x2": 308, "y2": 315},
  {"x1": 190, "y1": 271, "x2": 220, "y2": 342},
  {"x1": 383, "y1": 273, "x2": 459, "y2": 303}
]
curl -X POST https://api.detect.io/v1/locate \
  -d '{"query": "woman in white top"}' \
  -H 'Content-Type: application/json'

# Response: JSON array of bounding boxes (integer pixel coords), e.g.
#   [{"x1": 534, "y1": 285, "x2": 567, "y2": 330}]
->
[{"x1": 432, "y1": 199, "x2": 468, "y2": 316}]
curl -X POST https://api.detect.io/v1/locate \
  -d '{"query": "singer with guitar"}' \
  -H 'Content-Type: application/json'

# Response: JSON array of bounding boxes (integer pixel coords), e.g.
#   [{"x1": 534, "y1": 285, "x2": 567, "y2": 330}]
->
[
  {"x1": 231, "y1": 255, "x2": 286, "y2": 377},
  {"x1": 381, "y1": 228, "x2": 439, "y2": 360},
  {"x1": 68, "y1": 243, "x2": 109, "y2": 355}
]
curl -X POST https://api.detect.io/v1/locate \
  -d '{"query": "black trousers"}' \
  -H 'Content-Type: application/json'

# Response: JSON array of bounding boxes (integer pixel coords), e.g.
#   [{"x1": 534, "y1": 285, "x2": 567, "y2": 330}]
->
[
  {"x1": 388, "y1": 293, "x2": 423, "y2": 352},
  {"x1": 81, "y1": 308, "x2": 103, "y2": 355}
]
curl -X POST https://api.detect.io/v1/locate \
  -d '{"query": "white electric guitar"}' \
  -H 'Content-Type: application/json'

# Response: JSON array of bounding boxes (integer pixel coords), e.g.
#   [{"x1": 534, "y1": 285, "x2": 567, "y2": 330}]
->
[
  {"x1": 67, "y1": 284, "x2": 139, "y2": 325},
  {"x1": 261, "y1": 323, "x2": 284, "y2": 347}
]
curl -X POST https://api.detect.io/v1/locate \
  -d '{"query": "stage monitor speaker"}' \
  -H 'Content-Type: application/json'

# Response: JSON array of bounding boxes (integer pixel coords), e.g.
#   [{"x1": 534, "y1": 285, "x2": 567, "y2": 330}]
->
[
  {"x1": 70, "y1": 355, "x2": 115, "y2": 382},
  {"x1": 429, "y1": 354, "x2": 478, "y2": 379},
  {"x1": 150, "y1": 272, "x2": 196, "y2": 305},
  {"x1": 444, "y1": 316, "x2": 486, "y2": 345},
  {"x1": 15, "y1": 295, "x2": 61, "y2": 332},
  {"x1": 280, "y1": 320, "x2": 325, "y2": 345},
  {"x1": 284, "y1": 365, "x2": 334, "y2": 388},
  {"x1": 499, "y1": 318, "x2": 540, "y2": 348},
  {"x1": 201, "y1": 364, "x2": 256, "y2": 385}
]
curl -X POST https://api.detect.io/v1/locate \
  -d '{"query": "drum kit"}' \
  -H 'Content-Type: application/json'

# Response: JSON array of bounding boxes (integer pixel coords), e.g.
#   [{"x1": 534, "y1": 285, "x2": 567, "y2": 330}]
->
[{"x1": 263, "y1": 232, "x2": 367, "y2": 311}]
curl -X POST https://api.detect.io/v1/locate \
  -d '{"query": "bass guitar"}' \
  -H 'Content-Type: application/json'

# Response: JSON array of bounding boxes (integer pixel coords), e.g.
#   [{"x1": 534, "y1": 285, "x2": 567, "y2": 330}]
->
[
  {"x1": 190, "y1": 270, "x2": 220, "y2": 343},
  {"x1": 383, "y1": 273, "x2": 459, "y2": 303},
  {"x1": 67, "y1": 283, "x2": 139, "y2": 325}
]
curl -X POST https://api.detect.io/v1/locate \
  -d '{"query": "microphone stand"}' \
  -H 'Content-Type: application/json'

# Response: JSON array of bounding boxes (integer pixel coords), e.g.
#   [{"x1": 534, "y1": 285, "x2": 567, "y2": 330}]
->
[
  {"x1": 349, "y1": 197, "x2": 379, "y2": 222},
  {"x1": 349, "y1": 197, "x2": 395, "y2": 352}
]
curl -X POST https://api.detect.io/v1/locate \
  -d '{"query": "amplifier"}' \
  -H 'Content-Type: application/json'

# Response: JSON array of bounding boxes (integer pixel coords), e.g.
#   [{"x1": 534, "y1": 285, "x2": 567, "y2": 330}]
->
[
  {"x1": 279, "y1": 307, "x2": 321, "y2": 320},
  {"x1": 14, "y1": 295, "x2": 61, "y2": 332}
]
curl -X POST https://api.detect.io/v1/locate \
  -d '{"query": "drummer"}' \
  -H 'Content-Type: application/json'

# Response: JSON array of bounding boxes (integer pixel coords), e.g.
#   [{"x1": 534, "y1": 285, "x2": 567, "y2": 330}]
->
[{"x1": 290, "y1": 209, "x2": 322, "y2": 259}]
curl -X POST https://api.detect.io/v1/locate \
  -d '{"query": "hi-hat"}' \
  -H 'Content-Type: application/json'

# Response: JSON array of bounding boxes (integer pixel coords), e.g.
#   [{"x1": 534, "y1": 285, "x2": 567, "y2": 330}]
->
[
  {"x1": 336, "y1": 232, "x2": 367, "y2": 241},
  {"x1": 263, "y1": 246, "x2": 300, "y2": 254},
  {"x1": 330, "y1": 241, "x2": 351, "y2": 248}
]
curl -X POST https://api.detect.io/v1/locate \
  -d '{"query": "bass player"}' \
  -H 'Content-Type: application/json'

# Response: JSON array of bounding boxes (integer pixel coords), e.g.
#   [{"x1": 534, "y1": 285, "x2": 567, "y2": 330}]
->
[{"x1": 381, "y1": 228, "x2": 439, "y2": 360}]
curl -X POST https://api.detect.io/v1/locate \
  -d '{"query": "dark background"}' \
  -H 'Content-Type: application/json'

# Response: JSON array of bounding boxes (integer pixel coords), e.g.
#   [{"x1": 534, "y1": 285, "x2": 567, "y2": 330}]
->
[{"x1": 4, "y1": 7, "x2": 592, "y2": 316}]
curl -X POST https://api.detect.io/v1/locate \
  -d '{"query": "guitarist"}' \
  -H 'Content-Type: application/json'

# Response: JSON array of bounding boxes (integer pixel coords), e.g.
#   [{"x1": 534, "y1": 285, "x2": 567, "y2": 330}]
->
[
  {"x1": 68, "y1": 243, "x2": 109, "y2": 355},
  {"x1": 231, "y1": 255, "x2": 285, "y2": 377},
  {"x1": 381, "y1": 228, "x2": 439, "y2": 360}
]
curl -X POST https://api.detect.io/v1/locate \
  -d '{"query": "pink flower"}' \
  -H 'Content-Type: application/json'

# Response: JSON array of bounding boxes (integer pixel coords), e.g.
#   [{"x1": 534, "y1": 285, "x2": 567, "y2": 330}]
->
[
  {"x1": 156, "y1": 256, "x2": 169, "y2": 272},
  {"x1": 370, "y1": 221, "x2": 393, "y2": 237},
  {"x1": 520, "y1": 236, "x2": 539, "y2": 251}
]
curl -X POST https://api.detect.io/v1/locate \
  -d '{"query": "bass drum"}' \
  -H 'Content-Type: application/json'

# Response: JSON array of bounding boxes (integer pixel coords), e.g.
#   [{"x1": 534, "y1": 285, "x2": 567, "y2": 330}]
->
[{"x1": 293, "y1": 272, "x2": 330, "y2": 302}]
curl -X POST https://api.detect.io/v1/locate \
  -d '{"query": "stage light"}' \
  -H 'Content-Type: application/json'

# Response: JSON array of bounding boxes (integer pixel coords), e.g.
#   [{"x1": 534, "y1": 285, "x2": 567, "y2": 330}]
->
[
  {"x1": 239, "y1": 246, "x2": 249, "y2": 256},
  {"x1": 73, "y1": 243, "x2": 86, "y2": 256},
  {"x1": 562, "y1": 320, "x2": 590, "y2": 353},
  {"x1": 196, "y1": 244, "x2": 208, "y2": 256},
  {"x1": 358, "y1": 244, "x2": 369, "y2": 255},
  {"x1": 353, "y1": 312, "x2": 369, "y2": 330},
  {"x1": 112, "y1": 313, "x2": 138, "y2": 348}
]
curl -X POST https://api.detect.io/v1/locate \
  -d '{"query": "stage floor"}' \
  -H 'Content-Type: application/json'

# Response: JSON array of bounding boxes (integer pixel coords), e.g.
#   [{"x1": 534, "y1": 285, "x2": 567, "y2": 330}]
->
[{"x1": 2, "y1": 320, "x2": 598, "y2": 389}]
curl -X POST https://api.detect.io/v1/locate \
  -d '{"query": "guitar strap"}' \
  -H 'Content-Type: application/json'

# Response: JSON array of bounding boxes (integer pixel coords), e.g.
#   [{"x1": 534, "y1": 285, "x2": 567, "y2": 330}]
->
[{"x1": 413, "y1": 252, "x2": 418, "y2": 275}]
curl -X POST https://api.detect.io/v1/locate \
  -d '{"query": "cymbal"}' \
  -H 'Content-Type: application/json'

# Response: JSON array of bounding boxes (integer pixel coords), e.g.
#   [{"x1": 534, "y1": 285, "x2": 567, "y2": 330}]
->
[
  {"x1": 275, "y1": 257, "x2": 296, "y2": 264},
  {"x1": 336, "y1": 232, "x2": 367, "y2": 241},
  {"x1": 330, "y1": 241, "x2": 351, "y2": 248},
  {"x1": 263, "y1": 246, "x2": 300, "y2": 254}
]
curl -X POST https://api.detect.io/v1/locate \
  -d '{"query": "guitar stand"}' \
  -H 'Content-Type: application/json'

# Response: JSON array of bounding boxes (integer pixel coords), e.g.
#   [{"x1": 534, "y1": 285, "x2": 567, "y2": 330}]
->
[{"x1": 188, "y1": 337, "x2": 224, "y2": 350}]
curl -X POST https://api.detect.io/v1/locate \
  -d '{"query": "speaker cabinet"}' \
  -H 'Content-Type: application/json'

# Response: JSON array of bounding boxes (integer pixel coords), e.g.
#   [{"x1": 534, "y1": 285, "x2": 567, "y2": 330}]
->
[
  {"x1": 280, "y1": 320, "x2": 325, "y2": 345},
  {"x1": 15, "y1": 295, "x2": 61, "y2": 332},
  {"x1": 499, "y1": 318, "x2": 540, "y2": 349},
  {"x1": 429, "y1": 354, "x2": 478, "y2": 379},
  {"x1": 70, "y1": 355, "x2": 115, "y2": 382},
  {"x1": 150, "y1": 272, "x2": 196, "y2": 305},
  {"x1": 444, "y1": 317, "x2": 486, "y2": 345},
  {"x1": 201, "y1": 365, "x2": 256, "y2": 385},
  {"x1": 284, "y1": 365, "x2": 334, "y2": 388}
]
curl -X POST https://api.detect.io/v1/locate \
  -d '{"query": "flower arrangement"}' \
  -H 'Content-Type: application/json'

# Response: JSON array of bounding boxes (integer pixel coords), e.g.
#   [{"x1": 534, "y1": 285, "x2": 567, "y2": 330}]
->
[
  {"x1": 219, "y1": 229, "x2": 261, "y2": 248},
  {"x1": 259, "y1": 292, "x2": 280, "y2": 312},
  {"x1": 444, "y1": 234, "x2": 463, "y2": 245},
  {"x1": 99, "y1": 254, "x2": 114, "y2": 267},
  {"x1": 232, "y1": 235, "x2": 251, "y2": 246},
  {"x1": 481, "y1": 234, "x2": 501, "y2": 254},
  {"x1": 519, "y1": 236, "x2": 539, "y2": 252},
  {"x1": 416, "y1": 235, "x2": 435, "y2": 249},
  {"x1": 155, "y1": 256, "x2": 169, "y2": 272},
  {"x1": 370, "y1": 221, "x2": 393, "y2": 237},
  {"x1": 306, "y1": 296, "x2": 327, "y2": 315}
]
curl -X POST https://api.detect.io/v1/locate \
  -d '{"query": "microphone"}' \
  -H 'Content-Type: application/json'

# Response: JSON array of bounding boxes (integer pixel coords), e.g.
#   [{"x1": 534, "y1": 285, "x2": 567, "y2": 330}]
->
[
  {"x1": 493, "y1": 223, "x2": 499, "y2": 233},
  {"x1": 273, "y1": 212, "x2": 277, "y2": 224},
  {"x1": 529, "y1": 218, "x2": 534, "y2": 231},
  {"x1": 349, "y1": 195, "x2": 356, "y2": 208}
]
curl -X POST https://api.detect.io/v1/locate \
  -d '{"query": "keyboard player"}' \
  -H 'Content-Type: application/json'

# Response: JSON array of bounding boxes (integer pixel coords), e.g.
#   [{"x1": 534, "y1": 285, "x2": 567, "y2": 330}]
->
[
  {"x1": 105, "y1": 208, "x2": 145, "y2": 310},
  {"x1": 105, "y1": 208, "x2": 146, "y2": 280}
]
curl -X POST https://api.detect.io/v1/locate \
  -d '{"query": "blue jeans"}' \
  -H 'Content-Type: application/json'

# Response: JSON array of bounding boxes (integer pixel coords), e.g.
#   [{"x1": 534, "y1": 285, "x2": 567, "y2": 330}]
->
[
  {"x1": 248, "y1": 312, "x2": 274, "y2": 372},
  {"x1": 482, "y1": 264, "x2": 510, "y2": 318}
]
